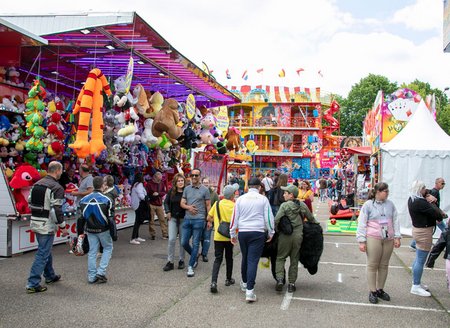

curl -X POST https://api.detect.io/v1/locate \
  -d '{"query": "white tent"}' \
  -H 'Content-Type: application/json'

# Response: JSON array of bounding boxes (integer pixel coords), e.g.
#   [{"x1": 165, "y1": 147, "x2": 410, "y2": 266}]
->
[{"x1": 380, "y1": 100, "x2": 450, "y2": 235}]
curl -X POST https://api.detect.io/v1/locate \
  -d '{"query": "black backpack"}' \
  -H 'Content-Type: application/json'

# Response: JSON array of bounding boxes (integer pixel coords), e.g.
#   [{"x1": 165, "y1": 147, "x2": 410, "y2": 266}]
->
[{"x1": 278, "y1": 215, "x2": 293, "y2": 235}]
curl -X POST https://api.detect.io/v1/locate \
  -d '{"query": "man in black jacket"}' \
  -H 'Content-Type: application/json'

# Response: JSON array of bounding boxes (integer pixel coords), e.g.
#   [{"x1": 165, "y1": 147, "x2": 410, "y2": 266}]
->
[
  {"x1": 430, "y1": 178, "x2": 447, "y2": 232},
  {"x1": 26, "y1": 161, "x2": 68, "y2": 293},
  {"x1": 77, "y1": 176, "x2": 115, "y2": 284}
]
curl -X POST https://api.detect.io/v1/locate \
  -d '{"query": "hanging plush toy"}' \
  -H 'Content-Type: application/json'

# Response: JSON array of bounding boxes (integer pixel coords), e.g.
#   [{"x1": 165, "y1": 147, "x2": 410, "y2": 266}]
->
[
  {"x1": 69, "y1": 68, "x2": 111, "y2": 159},
  {"x1": 132, "y1": 83, "x2": 150, "y2": 115},
  {"x1": 152, "y1": 98, "x2": 182, "y2": 140},
  {"x1": 24, "y1": 79, "x2": 47, "y2": 152},
  {"x1": 144, "y1": 91, "x2": 164, "y2": 118},
  {"x1": 9, "y1": 163, "x2": 41, "y2": 214}
]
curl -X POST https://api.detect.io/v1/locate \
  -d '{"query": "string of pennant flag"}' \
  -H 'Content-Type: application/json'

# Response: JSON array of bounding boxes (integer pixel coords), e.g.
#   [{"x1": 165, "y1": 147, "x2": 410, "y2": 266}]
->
[{"x1": 224, "y1": 68, "x2": 324, "y2": 80}]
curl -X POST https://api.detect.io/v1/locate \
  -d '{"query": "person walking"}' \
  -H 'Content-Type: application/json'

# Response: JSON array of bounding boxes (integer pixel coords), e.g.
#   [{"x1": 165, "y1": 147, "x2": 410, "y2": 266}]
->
[
  {"x1": 146, "y1": 172, "x2": 168, "y2": 240},
  {"x1": 207, "y1": 184, "x2": 238, "y2": 293},
  {"x1": 180, "y1": 169, "x2": 211, "y2": 277},
  {"x1": 198, "y1": 177, "x2": 219, "y2": 263},
  {"x1": 163, "y1": 173, "x2": 187, "y2": 271},
  {"x1": 261, "y1": 172, "x2": 273, "y2": 195},
  {"x1": 103, "y1": 175, "x2": 119, "y2": 217},
  {"x1": 26, "y1": 161, "x2": 68, "y2": 293},
  {"x1": 77, "y1": 176, "x2": 115, "y2": 284},
  {"x1": 426, "y1": 218, "x2": 450, "y2": 294},
  {"x1": 130, "y1": 173, "x2": 148, "y2": 245},
  {"x1": 318, "y1": 176, "x2": 327, "y2": 202},
  {"x1": 275, "y1": 184, "x2": 318, "y2": 293},
  {"x1": 71, "y1": 164, "x2": 94, "y2": 205},
  {"x1": 411, "y1": 177, "x2": 447, "y2": 250},
  {"x1": 269, "y1": 173, "x2": 288, "y2": 216},
  {"x1": 408, "y1": 180, "x2": 444, "y2": 297},
  {"x1": 230, "y1": 177, "x2": 275, "y2": 302},
  {"x1": 356, "y1": 182, "x2": 401, "y2": 304},
  {"x1": 298, "y1": 180, "x2": 314, "y2": 212}
]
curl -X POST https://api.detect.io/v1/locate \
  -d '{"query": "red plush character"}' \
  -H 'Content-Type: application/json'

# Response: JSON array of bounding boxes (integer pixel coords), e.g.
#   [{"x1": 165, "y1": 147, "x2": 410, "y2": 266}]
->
[{"x1": 9, "y1": 164, "x2": 41, "y2": 214}]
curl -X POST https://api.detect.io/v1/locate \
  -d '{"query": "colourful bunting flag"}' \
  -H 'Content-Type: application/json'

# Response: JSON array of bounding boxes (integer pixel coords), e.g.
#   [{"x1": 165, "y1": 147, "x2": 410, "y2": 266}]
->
[
  {"x1": 226, "y1": 69, "x2": 231, "y2": 79},
  {"x1": 256, "y1": 68, "x2": 264, "y2": 74},
  {"x1": 242, "y1": 70, "x2": 248, "y2": 80},
  {"x1": 318, "y1": 70, "x2": 323, "y2": 77},
  {"x1": 278, "y1": 69, "x2": 285, "y2": 78},
  {"x1": 296, "y1": 68, "x2": 305, "y2": 75}
]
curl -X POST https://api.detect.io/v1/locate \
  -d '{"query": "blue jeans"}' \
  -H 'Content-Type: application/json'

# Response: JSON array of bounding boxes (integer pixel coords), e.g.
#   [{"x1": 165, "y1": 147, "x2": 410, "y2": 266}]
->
[
  {"x1": 412, "y1": 249, "x2": 429, "y2": 285},
  {"x1": 27, "y1": 233, "x2": 56, "y2": 288},
  {"x1": 411, "y1": 221, "x2": 447, "y2": 248},
  {"x1": 238, "y1": 231, "x2": 266, "y2": 290},
  {"x1": 87, "y1": 231, "x2": 113, "y2": 282},
  {"x1": 271, "y1": 205, "x2": 280, "y2": 217},
  {"x1": 181, "y1": 219, "x2": 205, "y2": 267},
  {"x1": 167, "y1": 218, "x2": 185, "y2": 263},
  {"x1": 319, "y1": 189, "x2": 327, "y2": 202},
  {"x1": 201, "y1": 222, "x2": 212, "y2": 257}
]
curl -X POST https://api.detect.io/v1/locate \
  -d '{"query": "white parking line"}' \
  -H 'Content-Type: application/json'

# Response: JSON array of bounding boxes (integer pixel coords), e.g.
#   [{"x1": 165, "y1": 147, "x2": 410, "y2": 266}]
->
[
  {"x1": 291, "y1": 297, "x2": 449, "y2": 313},
  {"x1": 314, "y1": 261, "x2": 446, "y2": 271},
  {"x1": 325, "y1": 242, "x2": 357, "y2": 246},
  {"x1": 280, "y1": 291, "x2": 293, "y2": 310}
]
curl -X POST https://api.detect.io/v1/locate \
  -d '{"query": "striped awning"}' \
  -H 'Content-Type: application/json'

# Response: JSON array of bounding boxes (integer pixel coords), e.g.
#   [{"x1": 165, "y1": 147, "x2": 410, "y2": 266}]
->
[{"x1": 224, "y1": 85, "x2": 321, "y2": 103}]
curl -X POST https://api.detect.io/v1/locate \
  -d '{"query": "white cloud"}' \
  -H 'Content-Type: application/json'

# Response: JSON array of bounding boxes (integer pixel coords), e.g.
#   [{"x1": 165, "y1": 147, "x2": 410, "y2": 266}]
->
[{"x1": 391, "y1": 0, "x2": 441, "y2": 31}]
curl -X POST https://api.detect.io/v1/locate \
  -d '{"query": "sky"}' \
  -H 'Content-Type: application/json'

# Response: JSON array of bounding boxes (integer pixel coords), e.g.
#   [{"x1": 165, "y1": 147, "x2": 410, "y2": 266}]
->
[{"x1": 1, "y1": 0, "x2": 449, "y2": 97}]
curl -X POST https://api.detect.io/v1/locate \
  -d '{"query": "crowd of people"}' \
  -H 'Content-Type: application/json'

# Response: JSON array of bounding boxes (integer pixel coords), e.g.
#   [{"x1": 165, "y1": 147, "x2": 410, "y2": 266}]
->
[{"x1": 24, "y1": 164, "x2": 449, "y2": 305}]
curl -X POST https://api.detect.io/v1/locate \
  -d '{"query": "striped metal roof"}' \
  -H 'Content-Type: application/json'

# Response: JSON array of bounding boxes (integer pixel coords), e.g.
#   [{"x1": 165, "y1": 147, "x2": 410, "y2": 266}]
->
[{"x1": 0, "y1": 12, "x2": 239, "y2": 106}]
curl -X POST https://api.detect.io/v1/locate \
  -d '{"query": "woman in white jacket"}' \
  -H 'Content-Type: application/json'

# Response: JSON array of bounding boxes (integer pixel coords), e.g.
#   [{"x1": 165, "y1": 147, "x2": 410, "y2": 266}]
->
[{"x1": 130, "y1": 173, "x2": 148, "y2": 245}]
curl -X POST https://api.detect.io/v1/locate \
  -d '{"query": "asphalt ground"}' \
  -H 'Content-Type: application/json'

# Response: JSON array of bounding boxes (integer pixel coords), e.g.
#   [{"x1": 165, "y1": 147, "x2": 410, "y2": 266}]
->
[{"x1": 0, "y1": 199, "x2": 449, "y2": 328}]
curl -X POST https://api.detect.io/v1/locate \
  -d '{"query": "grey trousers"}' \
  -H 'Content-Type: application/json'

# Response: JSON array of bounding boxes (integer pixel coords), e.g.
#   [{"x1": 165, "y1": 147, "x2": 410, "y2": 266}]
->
[{"x1": 167, "y1": 217, "x2": 185, "y2": 263}]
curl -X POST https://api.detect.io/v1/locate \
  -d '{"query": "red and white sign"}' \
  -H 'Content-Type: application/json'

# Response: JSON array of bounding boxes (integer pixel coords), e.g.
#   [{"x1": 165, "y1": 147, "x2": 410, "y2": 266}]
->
[{"x1": 11, "y1": 208, "x2": 135, "y2": 254}]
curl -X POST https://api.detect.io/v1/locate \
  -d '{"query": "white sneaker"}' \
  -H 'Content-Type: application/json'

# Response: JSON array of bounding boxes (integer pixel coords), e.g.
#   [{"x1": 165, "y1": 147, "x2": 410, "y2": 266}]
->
[
  {"x1": 136, "y1": 237, "x2": 146, "y2": 242},
  {"x1": 186, "y1": 266, "x2": 195, "y2": 277},
  {"x1": 240, "y1": 281, "x2": 247, "y2": 292},
  {"x1": 410, "y1": 285, "x2": 431, "y2": 297},
  {"x1": 245, "y1": 289, "x2": 257, "y2": 302},
  {"x1": 129, "y1": 239, "x2": 141, "y2": 245}
]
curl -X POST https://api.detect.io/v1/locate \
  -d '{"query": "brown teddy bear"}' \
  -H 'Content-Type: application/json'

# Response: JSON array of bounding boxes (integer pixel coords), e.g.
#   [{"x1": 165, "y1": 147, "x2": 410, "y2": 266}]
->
[
  {"x1": 225, "y1": 126, "x2": 241, "y2": 151},
  {"x1": 152, "y1": 98, "x2": 182, "y2": 140}
]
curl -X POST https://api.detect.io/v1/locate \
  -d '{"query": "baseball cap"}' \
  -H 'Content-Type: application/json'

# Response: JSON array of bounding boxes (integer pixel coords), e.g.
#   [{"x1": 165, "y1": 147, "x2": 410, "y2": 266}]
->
[
  {"x1": 248, "y1": 177, "x2": 261, "y2": 186},
  {"x1": 281, "y1": 184, "x2": 299, "y2": 198},
  {"x1": 223, "y1": 183, "x2": 239, "y2": 199}
]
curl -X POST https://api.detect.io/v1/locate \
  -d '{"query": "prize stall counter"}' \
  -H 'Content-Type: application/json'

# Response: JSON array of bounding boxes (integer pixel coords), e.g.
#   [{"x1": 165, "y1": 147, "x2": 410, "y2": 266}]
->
[{"x1": 0, "y1": 166, "x2": 135, "y2": 257}]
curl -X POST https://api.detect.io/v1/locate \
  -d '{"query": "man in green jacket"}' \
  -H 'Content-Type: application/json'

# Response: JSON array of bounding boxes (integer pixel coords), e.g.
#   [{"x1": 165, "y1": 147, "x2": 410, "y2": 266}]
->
[{"x1": 274, "y1": 184, "x2": 317, "y2": 293}]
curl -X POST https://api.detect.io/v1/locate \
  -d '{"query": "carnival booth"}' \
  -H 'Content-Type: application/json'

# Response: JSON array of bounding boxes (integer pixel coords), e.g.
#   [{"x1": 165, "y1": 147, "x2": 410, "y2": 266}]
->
[
  {"x1": 0, "y1": 12, "x2": 239, "y2": 256},
  {"x1": 380, "y1": 100, "x2": 450, "y2": 235},
  {"x1": 328, "y1": 145, "x2": 370, "y2": 234}
]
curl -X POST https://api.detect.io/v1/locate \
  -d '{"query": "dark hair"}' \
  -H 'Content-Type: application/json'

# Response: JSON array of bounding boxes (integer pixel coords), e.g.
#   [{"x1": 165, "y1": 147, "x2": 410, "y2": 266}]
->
[
  {"x1": 133, "y1": 173, "x2": 144, "y2": 185},
  {"x1": 192, "y1": 168, "x2": 201, "y2": 175},
  {"x1": 368, "y1": 182, "x2": 388, "y2": 200},
  {"x1": 80, "y1": 164, "x2": 90, "y2": 173},
  {"x1": 93, "y1": 176, "x2": 104, "y2": 190},
  {"x1": 171, "y1": 173, "x2": 186, "y2": 197}
]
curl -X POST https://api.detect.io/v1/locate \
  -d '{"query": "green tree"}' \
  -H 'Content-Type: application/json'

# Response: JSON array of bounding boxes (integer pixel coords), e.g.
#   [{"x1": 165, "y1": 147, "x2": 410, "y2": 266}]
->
[
  {"x1": 340, "y1": 74, "x2": 397, "y2": 136},
  {"x1": 401, "y1": 79, "x2": 450, "y2": 135}
]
